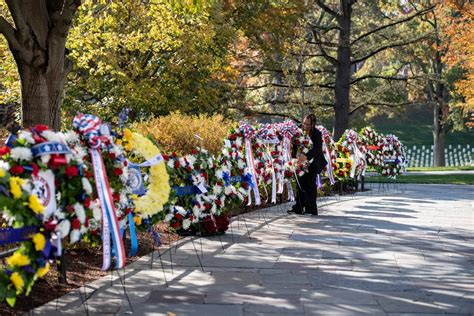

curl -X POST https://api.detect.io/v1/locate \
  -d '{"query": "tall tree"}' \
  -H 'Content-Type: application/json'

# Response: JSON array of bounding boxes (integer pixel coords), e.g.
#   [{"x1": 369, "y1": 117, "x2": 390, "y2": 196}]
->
[{"x1": 0, "y1": 0, "x2": 81, "y2": 130}]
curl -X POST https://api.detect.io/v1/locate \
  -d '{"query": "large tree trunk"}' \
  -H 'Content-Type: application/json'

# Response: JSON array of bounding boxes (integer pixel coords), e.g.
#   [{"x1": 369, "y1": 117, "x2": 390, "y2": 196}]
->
[
  {"x1": 18, "y1": 64, "x2": 63, "y2": 130},
  {"x1": 432, "y1": 101, "x2": 446, "y2": 167},
  {"x1": 0, "y1": 0, "x2": 80, "y2": 130},
  {"x1": 332, "y1": 2, "x2": 352, "y2": 141}
]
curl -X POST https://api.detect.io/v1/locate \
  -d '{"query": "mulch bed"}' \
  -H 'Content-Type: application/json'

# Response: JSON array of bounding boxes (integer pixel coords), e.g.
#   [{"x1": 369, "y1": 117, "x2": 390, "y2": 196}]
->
[{"x1": 0, "y1": 223, "x2": 181, "y2": 315}]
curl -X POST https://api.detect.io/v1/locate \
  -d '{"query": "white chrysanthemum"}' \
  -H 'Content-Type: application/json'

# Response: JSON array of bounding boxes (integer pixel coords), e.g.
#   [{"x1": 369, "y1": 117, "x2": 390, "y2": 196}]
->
[
  {"x1": 179, "y1": 157, "x2": 187, "y2": 168},
  {"x1": 238, "y1": 187, "x2": 248, "y2": 196},
  {"x1": 56, "y1": 220, "x2": 71, "y2": 238},
  {"x1": 64, "y1": 130, "x2": 80, "y2": 144},
  {"x1": 192, "y1": 206, "x2": 201, "y2": 218},
  {"x1": 41, "y1": 130, "x2": 61, "y2": 143},
  {"x1": 10, "y1": 147, "x2": 33, "y2": 161},
  {"x1": 215, "y1": 169, "x2": 223, "y2": 179},
  {"x1": 182, "y1": 219, "x2": 191, "y2": 230},
  {"x1": 210, "y1": 204, "x2": 217, "y2": 214},
  {"x1": 80, "y1": 225, "x2": 88, "y2": 234},
  {"x1": 167, "y1": 159, "x2": 175, "y2": 169},
  {"x1": 164, "y1": 213, "x2": 174, "y2": 222},
  {"x1": 120, "y1": 192, "x2": 128, "y2": 205},
  {"x1": 207, "y1": 157, "x2": 213, "y2": 166},
  {"x1": 175, "y1": 206, "x2": 186, "y2": 215},
  {"x1": 213, "y1": 185, "x2": 222, "y2": 195},
  {"x1": 18, "y1": 131, "x2": 35, "y2": 144},
  {"x1": 74, "y1": 203, "x2": 86, "y2": 224},
  {"x1": 0, "y1": 160, "x2": 9, "y2": 171},
  {"x1": 82, "y1": 177, "x2": 93, "y2": 194},
  {"x1": 224, "y1": 186, "x2": 233, "y2": 196},
  {"x1": 186, "y1": 155, "x2": 196, "y2": 166},
  {"x1": 236, "y1": 138, "x2": 242, "y2": 148},
  {"x1": 222, "y1": 149, "x2": 230, "y2": 157},
  {"x1": 74, "y1": 146, "x2": 87, "y2": 160},
  {"x1": 237, "y1": 160, "x2": 246, "y2": 170},
  {"x1": 69, "y1": 229, "x2": 81, "y2": 243},
  {"x1": 93, "y1": 205, "x2": 102, "y2": 222},
  {"x1": 119, "y1": 218, "x2": 127, "y2": 227}
]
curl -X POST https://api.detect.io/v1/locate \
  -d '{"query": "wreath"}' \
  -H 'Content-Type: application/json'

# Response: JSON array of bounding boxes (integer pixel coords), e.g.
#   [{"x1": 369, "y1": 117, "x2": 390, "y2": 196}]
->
[
  {"x1": 2, "y1": 126, "x2": 95, "y2": 244},
  {"x1": 0, "y1": 167, "x2": 52, "y2": 307},
  {"x1": 121, "y1": 129, "x2": 170, "y2": 221},
  {"x1": 359, "y1": 127, "x2": 384, "y2": 169},
  {"x1": 317, "y1": 125, "x2": 337, "y2": 184},
  {"x1": 379, "y1": 134, "x2": 406, "y2": 178}
]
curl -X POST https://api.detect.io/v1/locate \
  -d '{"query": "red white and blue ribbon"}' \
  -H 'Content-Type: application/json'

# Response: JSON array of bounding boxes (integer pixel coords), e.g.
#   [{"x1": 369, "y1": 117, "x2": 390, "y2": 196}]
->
[
  {"x1": 73, "y1": 114, "x2": 126, "y2": 270},
  {"x1": 239, "y1": 121, "x2": 261, "y2": 205},
  {"x1": 317, "y1": 126, "x2": 335, "y2": 185}
]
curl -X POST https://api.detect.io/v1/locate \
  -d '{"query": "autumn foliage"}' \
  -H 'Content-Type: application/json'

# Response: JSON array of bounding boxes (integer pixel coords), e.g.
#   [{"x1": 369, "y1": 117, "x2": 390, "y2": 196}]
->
[{"x1": 131, "y1": 111, "x2": 236, "y2": 156}]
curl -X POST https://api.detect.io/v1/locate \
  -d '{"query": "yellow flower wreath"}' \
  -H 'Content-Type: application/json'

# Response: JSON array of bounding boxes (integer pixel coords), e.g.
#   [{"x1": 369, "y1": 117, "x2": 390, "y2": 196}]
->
[{"x1": 123, "y1": 129, "x2": 170, "y2": 219}]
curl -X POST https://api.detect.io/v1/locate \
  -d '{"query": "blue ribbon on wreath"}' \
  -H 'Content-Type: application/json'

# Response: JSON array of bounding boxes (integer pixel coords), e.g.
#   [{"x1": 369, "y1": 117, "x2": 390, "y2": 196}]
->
[{"x1": 0, "y1": 226, "x2": 38, "y2": 245}]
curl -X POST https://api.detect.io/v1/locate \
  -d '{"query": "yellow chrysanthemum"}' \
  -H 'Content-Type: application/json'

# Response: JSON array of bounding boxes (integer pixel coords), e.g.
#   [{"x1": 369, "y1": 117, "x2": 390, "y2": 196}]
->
[
  {"x1": 32, "y1": 233, "x2": 46, "y2": 251},
  {"x1": 9, "y1": 177, "x2": 23, "y2": 199},
  {"x1": 10, "y1": 272, "x2": 24, "y2": 293},
  {"x1": 28, "y1": 194, "x2": 44, "y2": 214},
  {"x1": 35, "y1": 262, "x2": 50, "y2": 278},
  {"x1": 0, "y1": 168, "x2": 5, "y2": 178},
  {"x1": 133, "y1": 216, "x2": 142, "y2": 226},
  {"x1": 7, "y1": 251, "x2": 30, "y2": 267},
  {"x1": 127, "y1": 132, "x2": 170, "y2": 219}
]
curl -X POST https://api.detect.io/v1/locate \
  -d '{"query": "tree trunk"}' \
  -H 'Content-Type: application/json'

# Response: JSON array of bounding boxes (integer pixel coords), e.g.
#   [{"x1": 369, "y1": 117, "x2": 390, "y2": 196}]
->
[
  {"x1": 432, "y1": 102, "x2": 446, "y2": 166},
  {"x1": 333, "y1": 2, "x2": 352, "y2": 141}
]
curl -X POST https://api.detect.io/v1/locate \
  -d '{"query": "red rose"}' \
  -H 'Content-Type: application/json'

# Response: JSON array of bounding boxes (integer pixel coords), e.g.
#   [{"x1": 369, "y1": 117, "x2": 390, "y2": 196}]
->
[
  {"x1": 186, "y1": 166, "x2": 192, "y2": 172},
  {"x1": 216, "y1": 200, "x2": 221, "y2": 206},
  {"x1": 191, "y1": 149, "x2": 199, "y2": 155},
  {"x1": 34, "y1": 125, "x2": 49, "y2": 133},
  {"x1": 0, "y1": 146, "x2": 10, "y2": 156},
  {"x1": 171, "y1": 222, "x2": 181, "y2": 229},
  {"x1": 189, "y1": 215, "x2": 194, "y2": 221},
  {"x1": 44, "y1": 220, "x2": 57, "y2": 231},
  {"x1": 229, "y1": 134, "x2": 236, "y2": 141},
  {"x1": 84, "y1": 197, "x2": 91, "y2": 208},
  {"x1": 174, "y1": 161, "x2": 180, "y2": 169},
  {"x1": 205, "y1": 203, "x2": 211, "y2": 210},
  {"x1": 114, "y1": 168, "x2": 123, "y2": 176},
  {"x1": 10, "y1": 165, "x2": 24, "y2": 175},
  {"x1": 65, "y1": 166, "x2": 79, "y2": 177},
  {"x1": 171, "y1": 152, "x2": 177, "y2": 158},
  {"x1": 85, "y1": 170, "x2": 92, "y2": 179},
  {"x1": 72, "y1": 218, "x2": 81, "y2": 230},
  {"x1": 113, "y1": 192, "x2": 120, "y2": 202},
  {"x1": 108, "y1": 153, "x2": 116, "y2": 160},
  {"x1": 66, "y1": 205, "x2": 74, "y2": 214},
  {"x1": 85, "y1": 217, "x2": 90, "y2": 228},
  {"x1": 216, "y1": 181, "x2": 223, "y2": 186},
  {"x1": 162, "y1": 154, "x2": 169, "y2": 161},
  {"x1": 123, "y1": 160, "x2": 128, "y2": 167},
  {"x1": 175, "y1": 213, "x2": 183, "y2": 220}
]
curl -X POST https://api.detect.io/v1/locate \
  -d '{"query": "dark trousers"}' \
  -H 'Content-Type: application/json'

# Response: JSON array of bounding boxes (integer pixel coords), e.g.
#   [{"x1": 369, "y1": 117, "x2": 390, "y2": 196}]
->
[{"x1": 291, "y1": 171, "x2": 318, "y2": 214}]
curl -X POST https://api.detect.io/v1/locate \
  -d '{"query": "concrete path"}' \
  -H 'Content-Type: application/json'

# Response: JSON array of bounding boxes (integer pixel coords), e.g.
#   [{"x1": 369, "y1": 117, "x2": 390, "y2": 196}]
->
[
  {"x1": 406, "y1": 170, "x2": 474, "y2": 176},
  {"x1": 32, "y1": 184, "x2": 474, "y2": 315}
]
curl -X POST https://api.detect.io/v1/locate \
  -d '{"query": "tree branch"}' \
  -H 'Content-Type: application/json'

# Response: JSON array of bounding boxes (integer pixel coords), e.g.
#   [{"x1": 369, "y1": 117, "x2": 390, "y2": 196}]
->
[
  {"x1": 351, "y1": 35, "x2": 429, "y2": 64},
  {"x1": 351, "y1": 5, "x2": 435, "y2": 46},
  {"x1": 5, "y1": 0, "x2": 29, "y2": 43},
  {"x1": 315, "y1": 0, "x2": 340, "y2": 18},
  {"x1": 0, "y1": 17, "x2": 21, "y2": 51},
  {"x1": 350, "y1": 74, "x2": 425, "y2": 85},
  {"x1": 312, "y1": 29, "x2": 338, "y2": 65}
]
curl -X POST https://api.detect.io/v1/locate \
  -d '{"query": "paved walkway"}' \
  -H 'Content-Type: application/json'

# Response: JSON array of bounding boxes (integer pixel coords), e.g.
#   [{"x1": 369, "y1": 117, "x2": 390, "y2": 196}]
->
[
  {"x1": 33, "y1": 184, "x2": 473, "y2": 315},
  {"x1": 406, "y1": 170, "x2": 474, "y2": 176}
]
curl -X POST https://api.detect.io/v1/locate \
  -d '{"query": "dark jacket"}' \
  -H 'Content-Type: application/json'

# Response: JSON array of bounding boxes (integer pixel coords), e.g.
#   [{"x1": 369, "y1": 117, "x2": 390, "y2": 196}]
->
[{"x1": 293, "y1": 127, "x2": 327, "y2": 174}]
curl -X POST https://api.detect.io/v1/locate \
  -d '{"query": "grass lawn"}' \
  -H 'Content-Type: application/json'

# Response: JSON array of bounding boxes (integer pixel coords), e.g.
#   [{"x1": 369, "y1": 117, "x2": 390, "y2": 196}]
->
[
  {"x1": 407, "y1": 166, "x2": 474, "y2": 171},
  {"x1": 364, "y1": 174, "x2": 474, "y2": 185}
]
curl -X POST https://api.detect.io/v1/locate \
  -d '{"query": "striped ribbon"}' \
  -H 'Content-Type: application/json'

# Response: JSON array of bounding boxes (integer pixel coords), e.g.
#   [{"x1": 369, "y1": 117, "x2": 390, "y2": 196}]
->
[
  {"x1": 73, "y1": 114, "x2": 126, "y2": 270},
  {"x1": 322, "y1": 139, "x2": 335, "y2": 185}
]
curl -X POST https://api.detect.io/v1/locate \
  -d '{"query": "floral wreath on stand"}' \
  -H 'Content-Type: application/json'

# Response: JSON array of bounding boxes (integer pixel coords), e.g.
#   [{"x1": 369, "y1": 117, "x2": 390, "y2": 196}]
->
[
  {"x1": 339, "y1": 129, "x2": 366, "y2": 179},
  {"x1": 333, "y1": 142, "x2": 353, "y2": 181},
  {"x1": 163, "y1": 148, "x2": 229, "y2": 235},
  {"x1": 0, "y1": 165, "x2": 53, "y2": 307},
  {"x1": 1, "y1": 125, "x2": 95, "y2": 245},
  {"x1": 218, "y1": 126, "x2": 251, "y2": 205},
  {"x1": 121, "y1": 129, "x2": 170, "y2": 223},
  {"x1": 379, "y1": 134, "x2": 406, "y2": 178},
  {"x1": 359, "y1": 127, "x2": 384, "y2": 170}
]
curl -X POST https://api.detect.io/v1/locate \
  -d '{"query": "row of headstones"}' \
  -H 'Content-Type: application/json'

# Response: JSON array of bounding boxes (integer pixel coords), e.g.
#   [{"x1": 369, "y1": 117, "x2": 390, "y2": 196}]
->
[{"x1": 405, "y1": 144, "x2": 474, "y2": 167}]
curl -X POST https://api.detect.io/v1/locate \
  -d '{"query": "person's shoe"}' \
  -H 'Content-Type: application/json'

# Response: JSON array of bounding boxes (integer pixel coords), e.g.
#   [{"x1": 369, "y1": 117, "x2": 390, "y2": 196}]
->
[
  {"x1": 306, "y1": 210, "x2": 318, "y2": 216},
  {"x1": 287, "y1": 209, "x2": 303, "y2": 214}
]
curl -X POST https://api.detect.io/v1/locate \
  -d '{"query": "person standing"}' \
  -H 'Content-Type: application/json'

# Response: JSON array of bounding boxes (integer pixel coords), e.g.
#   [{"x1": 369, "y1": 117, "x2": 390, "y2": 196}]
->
[{"x1": 288, "y1": 114, "x2": 327, "y2": 215}]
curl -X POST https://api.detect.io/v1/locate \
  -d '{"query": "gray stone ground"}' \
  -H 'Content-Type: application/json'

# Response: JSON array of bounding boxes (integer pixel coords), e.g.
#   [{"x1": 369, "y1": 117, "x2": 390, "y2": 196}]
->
[{"x1": 31, "y1": 183, "x2": 473, "y2": 315}]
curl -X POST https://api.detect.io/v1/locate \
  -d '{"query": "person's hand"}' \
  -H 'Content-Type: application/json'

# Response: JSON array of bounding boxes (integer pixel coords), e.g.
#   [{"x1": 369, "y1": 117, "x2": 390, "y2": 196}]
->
[{"x1": 297, "y1": 154, "x2": 307, "y2": 164}]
